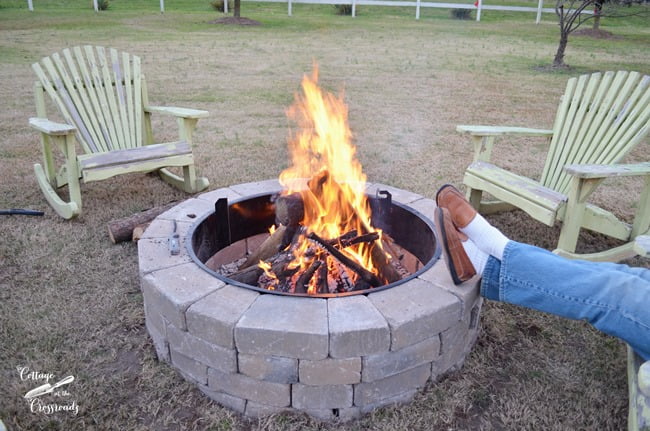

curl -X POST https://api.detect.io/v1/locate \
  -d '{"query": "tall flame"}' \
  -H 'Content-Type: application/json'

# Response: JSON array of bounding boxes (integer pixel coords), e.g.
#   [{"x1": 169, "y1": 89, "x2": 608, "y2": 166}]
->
[{"x1": 277, "y1": 66, "x2": 379, "y2": 294}]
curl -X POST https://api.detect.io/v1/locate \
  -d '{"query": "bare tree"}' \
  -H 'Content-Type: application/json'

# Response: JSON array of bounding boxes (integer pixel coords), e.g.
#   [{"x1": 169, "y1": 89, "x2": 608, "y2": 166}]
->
[
  {"x1": 553, "y1": 0, "x2": 648, "y2": 68},
  {"x1": 554, "y1": 0, "x2": 598, "y2": 67}
]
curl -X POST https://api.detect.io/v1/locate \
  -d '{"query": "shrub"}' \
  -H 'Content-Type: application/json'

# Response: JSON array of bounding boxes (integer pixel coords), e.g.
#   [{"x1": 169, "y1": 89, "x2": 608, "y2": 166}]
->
[
  {"x1": 334, "y1": 4, "x2": 354, "y2": 15},
  {"x1": 97, "y1": 0, "x2": 110, "y2": 10},
  {"x1": 450, "y1": 8, "x2": 472, "y2": 19}
]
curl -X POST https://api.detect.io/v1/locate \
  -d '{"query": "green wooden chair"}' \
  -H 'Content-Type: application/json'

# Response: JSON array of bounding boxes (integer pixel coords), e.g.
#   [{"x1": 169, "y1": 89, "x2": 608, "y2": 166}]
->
[
  {"x1": 628, "y1": 345, "x2": 650, "y2": 431},
  {"x1": 459, "y1": 71, "x2": 650, "y2": 261},
  {"x1": 29, "y1": 45, "x2": 210, "y2": 219}
]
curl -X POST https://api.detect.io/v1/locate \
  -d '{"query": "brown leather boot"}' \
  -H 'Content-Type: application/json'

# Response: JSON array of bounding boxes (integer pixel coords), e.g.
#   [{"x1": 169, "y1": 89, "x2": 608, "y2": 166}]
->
[
  {"x1": 435, "y1": 184, "x2": 477, "y2": 229},
  {"x1": 434, "y1": 207, "x2": 476, "y2": 285}
]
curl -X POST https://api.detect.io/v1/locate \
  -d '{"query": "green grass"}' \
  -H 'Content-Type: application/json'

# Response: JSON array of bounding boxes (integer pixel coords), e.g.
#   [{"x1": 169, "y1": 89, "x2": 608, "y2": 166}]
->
[{"x1": 1, "y1": 3, "x2": 649, "y2": 431}]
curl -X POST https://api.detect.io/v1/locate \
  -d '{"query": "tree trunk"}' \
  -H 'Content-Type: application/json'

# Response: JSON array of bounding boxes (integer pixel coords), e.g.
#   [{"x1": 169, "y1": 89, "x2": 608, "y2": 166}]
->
[
  {"x1": 234, "y1": 0, "x2": 240, "y2": 17},
  {"x1": 592, "y1": 5, "x2": 602, "y2": 30},
  {"x1": 553, "y1": 32, "x2": 568, "y2": 67}
]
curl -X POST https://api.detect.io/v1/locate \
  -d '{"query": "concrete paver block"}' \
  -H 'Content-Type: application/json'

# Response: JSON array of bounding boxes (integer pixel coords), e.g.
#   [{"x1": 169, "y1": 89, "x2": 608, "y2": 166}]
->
[
  {"x1": 328, "y1": 296, "x2": 390, "y2": 358},
  {"x1": 208, "y1": 367, "x2": 291, "y2": 407},
  {"x1": 362, "y1": 336, "x2": 440, "y2": 382},
  {"x1": 167, "y1": 325, "x2": 236, "y2": 373},
  {"x1": 235, "y1": 295, "x2": 328, "y2": 360},
  {"x1": 238, "y1": 353, "x2": 298, "y2": 384},
  {"x1": 141, "y1": 262, "x2": 224, "y2": 329},
  {"x1": 187, "y1": 285, "x2": 259, "y2": 349},
  {"x1": 299, "y1": 357, "x2": 361, "y2": 385},
  {"x1": 368, "y1": 278, "x2": 461, "y2": 350},
  {"x1": 292, "y1": 384, "x2": 353, "y2": 409}
]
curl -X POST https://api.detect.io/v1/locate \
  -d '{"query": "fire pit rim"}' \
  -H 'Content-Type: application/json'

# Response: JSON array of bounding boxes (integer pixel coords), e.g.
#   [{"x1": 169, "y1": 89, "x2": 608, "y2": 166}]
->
[{"x1": 185, "y1": 190, "x2": 442, "y2": 298}]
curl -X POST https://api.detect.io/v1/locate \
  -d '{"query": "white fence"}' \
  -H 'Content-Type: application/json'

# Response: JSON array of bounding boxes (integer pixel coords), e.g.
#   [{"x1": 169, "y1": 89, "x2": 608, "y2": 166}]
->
[
  {"x1": 224, "y1": 0, "x2": 563, "y2": 23},
  {"x1": 27, "y1": 0, "x2": 588, "y2": 24}
]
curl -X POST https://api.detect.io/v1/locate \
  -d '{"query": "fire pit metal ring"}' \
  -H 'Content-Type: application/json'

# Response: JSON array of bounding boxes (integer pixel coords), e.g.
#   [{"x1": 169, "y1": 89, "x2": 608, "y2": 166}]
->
[{"x1": 139, "y1": 179, "x2": 482, "y2": 421}]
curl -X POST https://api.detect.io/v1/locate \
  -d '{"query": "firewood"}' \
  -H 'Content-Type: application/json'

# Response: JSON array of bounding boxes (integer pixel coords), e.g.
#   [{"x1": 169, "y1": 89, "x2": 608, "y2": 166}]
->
[
  {"x1": 239, "y1": 224, "x2": 287, "y2": 270},
  {"x1": 229, "y1": 251, "x2": 293, "y2": 285},
  {"x1": 370, "y1": 240, "x2": 403, "y2": 284},
  {"x1": 131, "y1": 222, "x2": 151, "y2": 242},
  {"x1": 307, "y1": 232, "x2": 382, "y2": 287},
  {"x1": 380, "y1": 234, "x2": 410, "y2": 279},
  {"x1": 275, "y1": 193, "x2": 304, "y2": 226},
  {"x1": 337, "y1": 232, "x2": 379, "y2": 248},
  {"x1": 229, "y1": 265, "x2": 264, "y2": 285},
  {"x1": 295, "y1": 260, "x2": 323, "y2": 293},
  {"x1": 107, "y1": 201, "x2": 177, "y2": 244}
]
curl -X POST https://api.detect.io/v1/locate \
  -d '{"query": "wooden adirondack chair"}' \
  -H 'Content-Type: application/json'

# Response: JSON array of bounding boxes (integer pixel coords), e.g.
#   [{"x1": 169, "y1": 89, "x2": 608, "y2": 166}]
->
[
  {"x1": 29, "y1": 45, "x2": 210, "y2": 219},
  {"x1": 459, "y1": 70, "x2": 650, "y2": 261},
  {"x1": 628, "y1": 344, "x2": 650, "y2": 431}
]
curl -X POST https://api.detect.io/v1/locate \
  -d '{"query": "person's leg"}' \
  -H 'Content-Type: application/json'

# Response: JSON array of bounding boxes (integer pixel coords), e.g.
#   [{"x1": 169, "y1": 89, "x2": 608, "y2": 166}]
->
[
  {"x1": 480, "y1": 240, "x2": 650, "y2": 360},
  {"x1": 436, "y1": 183, "x2": 650, "y2": 360}
]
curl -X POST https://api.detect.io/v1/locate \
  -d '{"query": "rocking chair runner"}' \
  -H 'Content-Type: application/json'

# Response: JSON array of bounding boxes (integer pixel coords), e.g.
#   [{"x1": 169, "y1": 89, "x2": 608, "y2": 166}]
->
[
  {"x1": 29, "y1": 45, "x2": 210, "y2": 219},
  {"x1": 459, "y1": 70, "x2": 650, "y2": 262}
]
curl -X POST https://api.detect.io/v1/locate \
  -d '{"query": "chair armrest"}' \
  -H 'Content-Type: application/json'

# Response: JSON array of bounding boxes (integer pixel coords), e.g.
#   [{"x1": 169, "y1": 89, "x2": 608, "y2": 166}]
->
[
  {"x1": 456, "y1": 125, "x2": 553, "y2": 137},
  {"x1": 564, "y1": 162, "x2": 650, "y2": 179},
  {"x1": 145, "y1": 106, "x2": 209, "y2": 119},
  {"x1": 29, "y1": 117, "x2": 76, "y2": 135}
]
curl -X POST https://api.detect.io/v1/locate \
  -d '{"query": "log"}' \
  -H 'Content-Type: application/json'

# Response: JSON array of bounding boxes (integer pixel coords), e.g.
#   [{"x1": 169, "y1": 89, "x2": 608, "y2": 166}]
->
[
  {"x1": 239, "y1": 224, "x2": 287, "y2": 270},
  {"x1": 230, "y1": 251, "x2": 293, "y2": 285},
  {"x1": 308, "y1": 232, "x2": 382, "y2": 287},
  {"x1": 275, "y1": 193, "x2": 304, "y2": 226},
  {"x1": 295, "y1": 260, "x2": 323, "y2": 293},
  {"x1": 131, "y1": 222, "x2": 151, "y2": 242},
  {"x1": 107, "y1": 202, "x2": 177, "y2": 244},
  {"x1": 370, "y1": 237, "x2": 404, "y2": 284},
  {"x1": 380, "y1": 234, "x2": 410, "y2": 278}
]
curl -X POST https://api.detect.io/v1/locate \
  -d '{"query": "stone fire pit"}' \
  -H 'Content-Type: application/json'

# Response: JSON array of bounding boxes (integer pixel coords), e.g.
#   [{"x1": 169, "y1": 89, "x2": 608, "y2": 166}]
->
[{"x1": 138, "y1": 179, "x2": 482, "y2": 421}]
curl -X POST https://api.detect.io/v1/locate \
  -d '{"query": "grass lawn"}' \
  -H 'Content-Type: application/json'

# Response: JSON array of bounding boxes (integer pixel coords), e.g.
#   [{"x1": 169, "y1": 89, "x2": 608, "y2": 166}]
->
[{"x1": 0, "y1": 1, "x2": 649, "y2": 430}]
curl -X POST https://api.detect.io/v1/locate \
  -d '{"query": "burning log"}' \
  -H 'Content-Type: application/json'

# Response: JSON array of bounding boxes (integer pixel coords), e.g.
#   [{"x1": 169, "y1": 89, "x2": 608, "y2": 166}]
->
[
  {"x1": 307, "y1": 232, "x2": 382, "y2": 287},
  {"x1": 370, "y1": 239, "x2": 404, "y2": 284},
  {"x1": 239, "y1": 224, "x2": 287, "y2": 270},
  {"x1": 275, "y1": 193, "x2": 304, "y2": 227},
  {"x1": 326, "y1": 230, "x2": 358, "y2": 246},
  {"x1": 294, "y1": 260, "x2": 323, "y2": 294},
  {"x1": 336, "y1": 232, "x2": 379, "y2": 248},
  {"x1": 379, "y1": 234, "x2": 410, "y2": 279},
  {"x1": 230, "y1": 251, "x2": 293, "y2": 285},
  {"x1": 329, "y1": 260, "x2": 355, "y2": 292}
]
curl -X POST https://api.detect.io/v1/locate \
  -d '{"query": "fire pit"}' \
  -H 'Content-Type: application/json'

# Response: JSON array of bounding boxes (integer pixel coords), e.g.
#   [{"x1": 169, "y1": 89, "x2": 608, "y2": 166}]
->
[
  {"x1": 189, "y1": 187, "x2": 438, "y2": 298},
  {"x1": 138, "y1": 69, "x2": 482, "y2": 420}
]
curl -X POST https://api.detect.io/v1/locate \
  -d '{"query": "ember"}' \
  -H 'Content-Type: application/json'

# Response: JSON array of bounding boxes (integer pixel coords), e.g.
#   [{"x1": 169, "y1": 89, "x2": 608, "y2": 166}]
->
[{"x1": 226, "y1": 68, "x2": 406, "y2": 295}]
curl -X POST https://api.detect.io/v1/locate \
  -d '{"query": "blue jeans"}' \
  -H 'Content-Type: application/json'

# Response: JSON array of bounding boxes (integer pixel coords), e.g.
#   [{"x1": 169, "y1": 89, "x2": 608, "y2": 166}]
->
[{"x1": 481, "y1": 241, "x2": 650, "y2": 360}]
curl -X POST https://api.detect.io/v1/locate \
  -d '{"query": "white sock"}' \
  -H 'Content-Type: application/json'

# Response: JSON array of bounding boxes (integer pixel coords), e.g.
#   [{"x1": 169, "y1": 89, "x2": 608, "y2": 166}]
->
[
  {"x1": 460, "y1": 214, "x2": 509, "y2": 260},
  {"x1": 461, "y1": 238, "x2": 488, "y2": 276}
]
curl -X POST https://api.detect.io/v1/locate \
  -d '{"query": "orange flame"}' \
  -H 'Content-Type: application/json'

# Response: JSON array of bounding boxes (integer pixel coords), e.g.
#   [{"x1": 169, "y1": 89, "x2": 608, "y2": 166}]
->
[
  {"x1": 278, "y1": 66, "x2": 379, "y2": 294},
  {"x1": 258, "y1": 260, "x2": 278, "y2": 291}
]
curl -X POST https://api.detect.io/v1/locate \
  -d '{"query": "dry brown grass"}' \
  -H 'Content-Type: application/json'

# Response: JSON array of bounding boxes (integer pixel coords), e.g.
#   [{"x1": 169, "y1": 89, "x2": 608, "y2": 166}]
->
[{"x1": 1, "y1": 7, "x2": 649, "y2": 431}]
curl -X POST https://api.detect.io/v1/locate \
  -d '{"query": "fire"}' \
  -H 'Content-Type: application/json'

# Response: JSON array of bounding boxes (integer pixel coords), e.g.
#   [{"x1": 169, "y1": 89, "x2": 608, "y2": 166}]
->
[{"x1": 270, "y1": 66, "x2": 381, "y2": 294}]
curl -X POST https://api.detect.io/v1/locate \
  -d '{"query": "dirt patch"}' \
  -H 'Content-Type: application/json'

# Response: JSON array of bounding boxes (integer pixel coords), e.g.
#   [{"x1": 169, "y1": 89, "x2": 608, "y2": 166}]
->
[
  {"x1": 574, "y1": 28, "x2": 621, "y2": 39},
  {"x1": 209, "y1": 16, "x2": 262, "y2": 25}
]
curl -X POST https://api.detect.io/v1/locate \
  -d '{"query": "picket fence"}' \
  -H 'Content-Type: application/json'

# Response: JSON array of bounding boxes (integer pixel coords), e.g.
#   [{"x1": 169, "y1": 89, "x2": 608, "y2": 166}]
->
[{"x1": 27, "y1": 0, "x2": 588, "y2": 24}]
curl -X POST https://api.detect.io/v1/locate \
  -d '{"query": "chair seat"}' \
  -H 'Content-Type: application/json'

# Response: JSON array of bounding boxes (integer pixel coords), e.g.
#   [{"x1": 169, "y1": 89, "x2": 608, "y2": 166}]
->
[
  {"x1": 78, "y1": 141, "x2": 194, "y2": 183},
  {"x1": 464, "y1": 160, "x2": 567, "y2": 226}
]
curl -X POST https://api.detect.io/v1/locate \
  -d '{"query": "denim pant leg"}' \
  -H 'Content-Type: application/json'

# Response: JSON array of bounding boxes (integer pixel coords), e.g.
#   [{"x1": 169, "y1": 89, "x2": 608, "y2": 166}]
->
[{"x1": 481, "y1": 241, "x2": 650, "y2": 360}]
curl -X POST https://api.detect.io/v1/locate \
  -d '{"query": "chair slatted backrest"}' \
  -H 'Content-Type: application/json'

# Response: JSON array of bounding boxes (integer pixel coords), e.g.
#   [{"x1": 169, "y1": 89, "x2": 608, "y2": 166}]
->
[
  {"x1": 540, "y1": 71, "x2": 650, "y2": 195},
  {"x1": 32, "y1": 45, "x2": 143, "y2": 154}
]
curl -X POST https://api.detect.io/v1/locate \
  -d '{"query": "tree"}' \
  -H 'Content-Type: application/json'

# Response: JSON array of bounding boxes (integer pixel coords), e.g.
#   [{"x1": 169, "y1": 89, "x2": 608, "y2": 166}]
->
[{"x1": 553, "y1": 0, "x2": 648, "y2": 68}]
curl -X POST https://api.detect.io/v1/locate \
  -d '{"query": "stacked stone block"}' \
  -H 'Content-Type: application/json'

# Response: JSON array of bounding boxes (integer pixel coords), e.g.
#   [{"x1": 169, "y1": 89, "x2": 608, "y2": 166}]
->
[{"x1": 139, "y1": 180, "x2": 483, "y2": 421}]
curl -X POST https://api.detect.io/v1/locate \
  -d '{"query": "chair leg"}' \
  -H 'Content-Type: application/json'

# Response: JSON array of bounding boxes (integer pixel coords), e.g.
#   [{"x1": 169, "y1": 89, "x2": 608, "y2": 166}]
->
[
  {"x1": 557, "y1": 176, "x2": 602, "y2": 255},
  {"x1": 158, "y1": 165, "x2": 209, "y2": 193},
  {"x1": 34, "y1": 163, "x2": 80, "y2": 219},
  {"x1": 466, "y1": 187, "x2": 483, "y2": 211}
]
